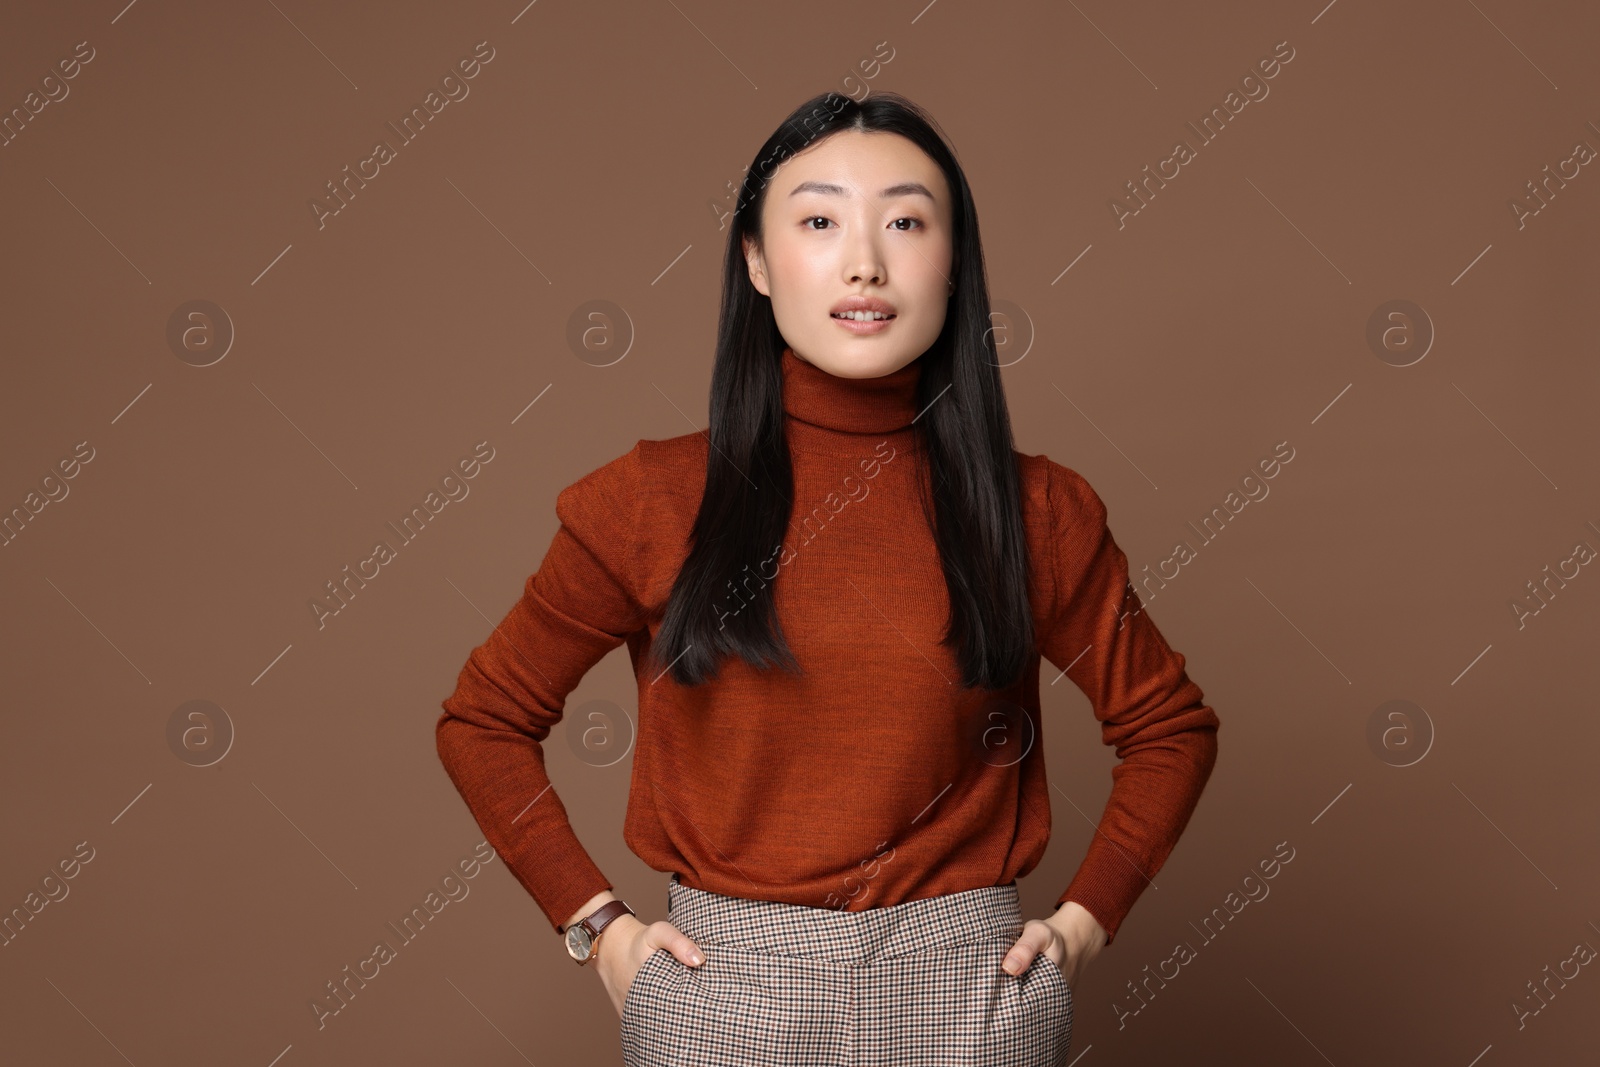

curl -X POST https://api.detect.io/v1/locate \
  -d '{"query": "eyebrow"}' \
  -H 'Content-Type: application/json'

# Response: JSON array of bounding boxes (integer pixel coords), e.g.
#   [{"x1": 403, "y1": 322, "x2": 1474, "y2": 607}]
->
[{"x1": 788, "y1": 180, "x2": 937, "y2": 201}]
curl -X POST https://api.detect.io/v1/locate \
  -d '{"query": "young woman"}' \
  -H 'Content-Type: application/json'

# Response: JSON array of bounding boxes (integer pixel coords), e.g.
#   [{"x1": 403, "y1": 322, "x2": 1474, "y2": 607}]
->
[{"x1": 436, "y1": 90, "x2": 1220, "y2": 1067}]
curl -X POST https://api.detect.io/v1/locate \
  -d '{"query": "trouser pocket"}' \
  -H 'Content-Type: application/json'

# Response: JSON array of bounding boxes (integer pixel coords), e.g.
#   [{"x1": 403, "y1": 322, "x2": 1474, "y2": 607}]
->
[
  {"x1": 621, "y1": 943, "x2": 844, "y2": 1067},
  {"x1": 855, "y1": 937, "x2": 1072, "y2": 1066},
  {"x1": 619, "y1": 949, "x2": 676, "y2": 1066},
  {"x1": 1030, "y1": 949, "x2": 1075, "y2": 1058},
  {"x1": 620, "y1": 948, "x2": 670, "y2": 1034}
]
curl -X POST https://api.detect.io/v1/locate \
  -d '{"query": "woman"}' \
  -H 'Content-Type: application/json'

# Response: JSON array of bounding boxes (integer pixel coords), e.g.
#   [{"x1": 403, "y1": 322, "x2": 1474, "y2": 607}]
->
[{"x1": 436, "y1": 90, "x2": 1220, "y2": 1067}]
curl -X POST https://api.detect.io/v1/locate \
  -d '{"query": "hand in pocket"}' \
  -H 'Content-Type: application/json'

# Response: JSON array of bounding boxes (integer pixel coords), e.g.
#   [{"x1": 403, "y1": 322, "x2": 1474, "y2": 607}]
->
[
  {"x1": 596, "y1": 917, "x2": 705, "y2": 1019},
  {"x1": 1000, "y1": 904, "x2": 1106, "y2": 995}
]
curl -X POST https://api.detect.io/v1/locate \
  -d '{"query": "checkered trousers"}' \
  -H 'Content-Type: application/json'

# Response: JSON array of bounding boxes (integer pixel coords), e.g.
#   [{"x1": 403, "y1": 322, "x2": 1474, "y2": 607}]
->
[{"x1": 619, "y1": 873, "x2": 1073, "y2": 1067}]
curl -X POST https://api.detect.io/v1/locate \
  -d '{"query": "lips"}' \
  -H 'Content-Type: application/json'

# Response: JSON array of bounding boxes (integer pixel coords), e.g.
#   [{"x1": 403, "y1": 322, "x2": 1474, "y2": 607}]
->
[{"x1": 830, "y1": 295, "x2": 897, "y2": 318}]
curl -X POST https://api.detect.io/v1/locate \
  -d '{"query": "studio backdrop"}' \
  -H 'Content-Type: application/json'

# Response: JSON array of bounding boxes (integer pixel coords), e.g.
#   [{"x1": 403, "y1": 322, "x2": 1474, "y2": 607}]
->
[{"x1": 1, "y1": 2, "x2": 1596, "y2": 1065}]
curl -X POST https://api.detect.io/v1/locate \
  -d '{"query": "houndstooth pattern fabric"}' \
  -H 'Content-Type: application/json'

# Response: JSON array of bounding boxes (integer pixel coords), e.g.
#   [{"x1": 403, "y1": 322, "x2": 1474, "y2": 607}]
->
[{"x1": 619, "y1": 873, "x2": 1073, "y2": 1067}]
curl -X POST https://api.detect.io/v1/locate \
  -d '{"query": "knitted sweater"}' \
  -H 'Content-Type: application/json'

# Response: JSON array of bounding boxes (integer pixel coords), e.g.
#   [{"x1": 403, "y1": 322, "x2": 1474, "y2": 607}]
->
[{"x1": 435, "y1": 346, "x2": 1219, "y2": 945}]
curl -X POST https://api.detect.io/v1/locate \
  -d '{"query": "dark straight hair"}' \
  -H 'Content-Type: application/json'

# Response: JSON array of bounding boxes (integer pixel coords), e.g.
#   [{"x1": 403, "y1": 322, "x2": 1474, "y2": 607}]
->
[{"x1": 645, "y1": 90, "x2": 1035, "y2": 691}]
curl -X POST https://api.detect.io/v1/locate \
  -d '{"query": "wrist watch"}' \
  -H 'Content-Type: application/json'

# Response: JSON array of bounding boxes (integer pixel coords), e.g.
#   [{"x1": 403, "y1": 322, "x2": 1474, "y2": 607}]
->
[{"x1": 563, "y1": 899, "x2": 635, "y2": 965}]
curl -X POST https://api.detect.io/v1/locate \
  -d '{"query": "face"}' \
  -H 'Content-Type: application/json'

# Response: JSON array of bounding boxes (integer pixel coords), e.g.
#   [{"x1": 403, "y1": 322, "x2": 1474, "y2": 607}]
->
[{"x1": 745, "y1": 129, "x2": 955, "y2": 380}]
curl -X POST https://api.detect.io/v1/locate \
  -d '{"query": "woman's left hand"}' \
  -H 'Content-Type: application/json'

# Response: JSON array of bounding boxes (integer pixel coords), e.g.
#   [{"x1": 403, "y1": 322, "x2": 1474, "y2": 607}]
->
[{"x1": 1001, "y1": 902, "x2": 1108, "y2": 994}]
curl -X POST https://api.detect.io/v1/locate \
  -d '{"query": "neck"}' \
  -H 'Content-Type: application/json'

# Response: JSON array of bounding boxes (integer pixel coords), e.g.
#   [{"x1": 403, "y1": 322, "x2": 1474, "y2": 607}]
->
[{"x1": 780, "y1": 345, "x2": 924, "y2": 457}]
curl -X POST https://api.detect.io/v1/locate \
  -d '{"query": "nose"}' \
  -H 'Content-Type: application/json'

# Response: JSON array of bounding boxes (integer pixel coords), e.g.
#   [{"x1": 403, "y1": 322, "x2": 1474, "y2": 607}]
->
[
  {"x1": 845, "y1": 239, "x2": 886, "y2": 287},
  {"x1": 840, "y1": 206, "x2": 889, "y2": 287}
]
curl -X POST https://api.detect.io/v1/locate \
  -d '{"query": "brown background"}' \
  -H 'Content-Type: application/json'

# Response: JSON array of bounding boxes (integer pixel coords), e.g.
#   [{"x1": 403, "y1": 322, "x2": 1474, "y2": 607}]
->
[{"x1": 3, "y1": 1, "x2": 1598, "y2": 1064}]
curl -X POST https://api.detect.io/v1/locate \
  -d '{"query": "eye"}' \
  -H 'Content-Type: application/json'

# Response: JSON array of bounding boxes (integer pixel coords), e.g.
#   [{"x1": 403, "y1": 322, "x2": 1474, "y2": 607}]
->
[{"x1": 800, "y1": 215, "x2": 924, "y2": 231}]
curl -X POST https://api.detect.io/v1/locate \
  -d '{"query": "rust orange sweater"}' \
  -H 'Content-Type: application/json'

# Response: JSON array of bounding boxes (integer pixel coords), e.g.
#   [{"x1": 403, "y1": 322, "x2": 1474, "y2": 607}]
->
[{"x1": 436, "y1": 346, "x2": 1219, "y2": 945}]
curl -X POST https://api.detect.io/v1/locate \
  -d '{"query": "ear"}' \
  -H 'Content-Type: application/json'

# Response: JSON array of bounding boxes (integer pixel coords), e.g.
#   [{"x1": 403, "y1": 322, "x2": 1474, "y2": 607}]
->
[{"x1": 743, "y1": 236, "x2": 770, "y2": 297}]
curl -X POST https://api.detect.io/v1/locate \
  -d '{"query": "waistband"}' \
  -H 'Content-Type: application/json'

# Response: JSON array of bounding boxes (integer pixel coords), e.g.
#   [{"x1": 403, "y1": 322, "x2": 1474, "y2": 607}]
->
[{"x1": 663, "y1": 873, "x2": 1024, "y2": 965}]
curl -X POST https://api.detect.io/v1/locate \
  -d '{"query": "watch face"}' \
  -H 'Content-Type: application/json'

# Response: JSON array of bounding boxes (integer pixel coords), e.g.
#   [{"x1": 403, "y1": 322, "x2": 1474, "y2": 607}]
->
[{"x1": 565, "y1": 923, "x2": 594, "y2": 960}]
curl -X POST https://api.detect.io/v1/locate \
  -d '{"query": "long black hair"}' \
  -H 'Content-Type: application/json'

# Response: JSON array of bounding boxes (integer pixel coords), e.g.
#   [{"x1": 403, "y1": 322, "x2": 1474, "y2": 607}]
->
[{"x1": 645, "y1": 90, "x2": 1035, "y2": 691}]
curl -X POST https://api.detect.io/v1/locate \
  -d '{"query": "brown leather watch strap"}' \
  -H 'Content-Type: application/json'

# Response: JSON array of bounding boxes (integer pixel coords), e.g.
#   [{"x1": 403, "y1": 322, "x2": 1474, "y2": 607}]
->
[{"x1": 579, "y1": 899, "x2": 634, "y2": 958}]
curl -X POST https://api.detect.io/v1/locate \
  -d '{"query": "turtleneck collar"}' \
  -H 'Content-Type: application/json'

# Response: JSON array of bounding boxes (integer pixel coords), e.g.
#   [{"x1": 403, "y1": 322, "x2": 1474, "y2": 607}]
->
[{"x1": 780, "y1": 345, "x2": 924, "y2": 456}]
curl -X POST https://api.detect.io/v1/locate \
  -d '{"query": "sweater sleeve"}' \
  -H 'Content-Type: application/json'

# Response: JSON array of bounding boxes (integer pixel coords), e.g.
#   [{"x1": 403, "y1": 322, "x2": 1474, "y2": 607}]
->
[
  {"x1": 1040, "y1": 460, "x2": 1219, "y2": 946},
  {"x1": 435, "y1": 442, "x2": 651, "y2": 935}
]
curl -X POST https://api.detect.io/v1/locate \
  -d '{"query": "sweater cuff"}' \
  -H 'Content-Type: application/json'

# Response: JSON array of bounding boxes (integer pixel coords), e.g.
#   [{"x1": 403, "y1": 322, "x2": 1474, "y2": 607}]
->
[
  {"x1": 523, "y1": 856, "x2": 613, "y2": 938},
  {"x1": 1056, "y1": 835, "x2": 1157, "y2": 946}
]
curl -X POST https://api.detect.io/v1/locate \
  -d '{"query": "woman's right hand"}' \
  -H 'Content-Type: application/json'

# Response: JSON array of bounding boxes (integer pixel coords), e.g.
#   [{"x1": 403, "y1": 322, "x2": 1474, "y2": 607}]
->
[{"x1": 594, "y1": 914, "x2": 705, "y2": 1019}]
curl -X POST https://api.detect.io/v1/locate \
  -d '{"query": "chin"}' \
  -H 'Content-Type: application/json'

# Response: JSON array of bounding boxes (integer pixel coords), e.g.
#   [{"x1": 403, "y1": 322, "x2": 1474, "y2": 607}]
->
[{"x1": 803, "y1": 340, "x2": 924, "y2": 379}]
